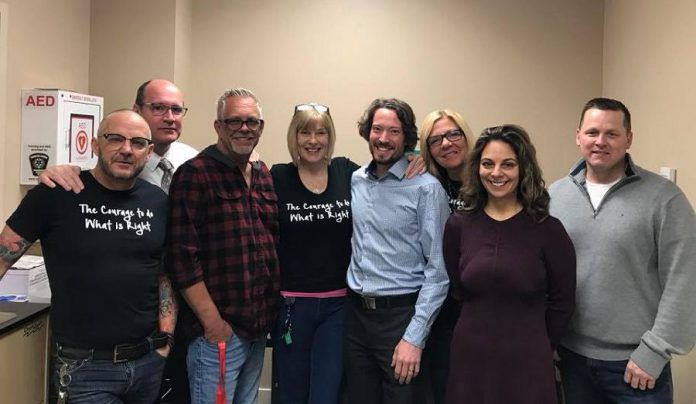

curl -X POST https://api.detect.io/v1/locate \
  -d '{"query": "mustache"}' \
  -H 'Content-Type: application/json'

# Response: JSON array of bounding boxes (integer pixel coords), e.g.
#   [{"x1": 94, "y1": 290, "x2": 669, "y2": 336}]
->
[
  {"x1": 231, "y1": 132, "x2": 256, "y2": 138},
  {"x1": 113, "y1": 155, "x2": 135, "y2": 163},
  {"x1": 373, "y1": 140, "x2": 392, "y2": 147}
]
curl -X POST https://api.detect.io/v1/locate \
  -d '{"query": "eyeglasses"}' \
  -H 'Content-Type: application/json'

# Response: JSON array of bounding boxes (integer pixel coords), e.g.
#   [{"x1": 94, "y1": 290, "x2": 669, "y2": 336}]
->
[
  {"x1": 294, "y1": 103, "x2": 330, "y2": 114},
  {"x1": 427, "y1": 129, "x2": 465, "y2": 147},
  {"x1": 142, "y1": 102, "x2": 188, "y2": 117},
  {"x1": 102, "y1": 133, "x2": 152, "y2": 151},
  {"x1": 219, "y1": 117, "x2": 264, "y2": 131}
]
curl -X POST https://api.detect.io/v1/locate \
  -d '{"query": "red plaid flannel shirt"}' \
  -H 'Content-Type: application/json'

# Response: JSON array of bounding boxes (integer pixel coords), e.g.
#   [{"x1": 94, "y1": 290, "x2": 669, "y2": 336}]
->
[{"x1": 165, "y1": 146, "x2": 279, "y2": 340}]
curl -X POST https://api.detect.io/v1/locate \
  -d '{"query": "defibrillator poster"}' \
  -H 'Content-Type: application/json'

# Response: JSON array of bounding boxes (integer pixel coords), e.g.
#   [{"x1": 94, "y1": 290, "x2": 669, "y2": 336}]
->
[{"x1": 69, "y1": 114, "x2": 95, "y2": 163}]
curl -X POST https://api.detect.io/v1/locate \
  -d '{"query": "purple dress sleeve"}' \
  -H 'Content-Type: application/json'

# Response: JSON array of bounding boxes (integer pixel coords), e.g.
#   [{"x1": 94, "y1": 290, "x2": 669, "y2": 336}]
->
[{"x1": 542, "y1": 216, "x2": 576, "y2": 348}]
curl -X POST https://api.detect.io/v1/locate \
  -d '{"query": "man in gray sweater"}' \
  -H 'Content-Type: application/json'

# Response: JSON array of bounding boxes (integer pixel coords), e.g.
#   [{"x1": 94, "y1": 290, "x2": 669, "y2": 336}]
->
[{"x1": 549, "y1": 97, "x2": 696, "y2": 403}]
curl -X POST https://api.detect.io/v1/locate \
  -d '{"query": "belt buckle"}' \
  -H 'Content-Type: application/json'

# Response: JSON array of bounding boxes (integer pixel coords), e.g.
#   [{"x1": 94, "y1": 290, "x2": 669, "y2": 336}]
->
[
  {"x1": 362, "y1": 296, "x2": 377, "y2": 310},
  {"x1": 113, "y1": 343, "x2": 129, "y2": 363}
]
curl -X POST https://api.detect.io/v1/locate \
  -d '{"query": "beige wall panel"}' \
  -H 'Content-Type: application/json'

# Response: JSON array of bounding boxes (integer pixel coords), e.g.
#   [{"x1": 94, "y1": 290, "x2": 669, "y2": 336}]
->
[
  {"x1": 604, "y1": 2, "x2": 696, "y2": 402},
  {"x1": 174, "y1": 0, "x2": 193, "y2": 98},
  {"x1": 604, "y1": 0, "x2": 696, "y2": 205},
  {"x1": 0, "y1": 2, "x2": 8, "y2": 218},
  {"x1": 1, "y1": 0, "x2": 90, "y2": 221},
  {"x1": 89, "y1": 0, "x2": 177, "y2": 113},
  {"x1": 184, "y1": 0, "x2": 602, "y2": 183}
]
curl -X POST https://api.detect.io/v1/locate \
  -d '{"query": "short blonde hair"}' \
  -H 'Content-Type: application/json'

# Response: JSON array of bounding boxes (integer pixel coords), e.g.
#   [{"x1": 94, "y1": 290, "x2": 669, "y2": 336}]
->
[
  {"x1": 418, "y1": 109, "x2": 473, "y2": 180},
  {"x1": 286, "y1": 108, "x2": 336, "y2": 166}
]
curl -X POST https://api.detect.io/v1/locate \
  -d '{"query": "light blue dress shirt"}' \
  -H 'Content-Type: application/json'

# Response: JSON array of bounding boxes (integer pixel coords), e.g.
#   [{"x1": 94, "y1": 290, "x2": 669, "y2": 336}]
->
[{"x1": 347, "y1": 155, "x2": 450, "y2": 348}]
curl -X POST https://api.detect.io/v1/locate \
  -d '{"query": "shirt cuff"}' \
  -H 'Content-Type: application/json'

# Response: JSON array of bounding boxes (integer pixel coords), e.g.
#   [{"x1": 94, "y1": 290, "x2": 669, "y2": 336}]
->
[
  {"x1": 403, "y1": 321, "x2": 427, "y2": 349},
  {"x1": 630, "y1": 341, "x2": 669, "y2": 379}
]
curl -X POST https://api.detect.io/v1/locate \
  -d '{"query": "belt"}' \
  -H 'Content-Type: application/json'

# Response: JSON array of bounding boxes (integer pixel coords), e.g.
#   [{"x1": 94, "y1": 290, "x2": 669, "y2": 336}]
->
[
  {"x1": 56, "y1": 332, "x2": 170, "y2": 363},
  {"x1": 348, "y1": 289, "x2": 419, "y2": 310}
]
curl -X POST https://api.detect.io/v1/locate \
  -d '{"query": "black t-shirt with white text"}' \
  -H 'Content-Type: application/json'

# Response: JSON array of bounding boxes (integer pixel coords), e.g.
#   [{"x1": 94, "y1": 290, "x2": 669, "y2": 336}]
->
[
  {"x1": 6, "y1": 171, "x2": 168, "y2": 348},
  {"x1": 271, "y1": 157, "x2": 358, "y2": 292}
]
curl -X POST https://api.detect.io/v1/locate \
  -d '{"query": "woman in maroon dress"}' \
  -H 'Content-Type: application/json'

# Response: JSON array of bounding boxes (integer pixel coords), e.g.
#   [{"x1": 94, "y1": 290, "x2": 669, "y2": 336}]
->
[{"x1": 443, "y1": 125, "x2": 576, "y2": 404}]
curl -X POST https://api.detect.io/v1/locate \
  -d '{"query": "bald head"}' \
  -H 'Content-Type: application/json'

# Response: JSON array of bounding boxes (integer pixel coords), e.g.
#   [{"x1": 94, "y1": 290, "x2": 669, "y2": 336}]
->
[
  {"x1": 91, "y1": 109, "x2": 153, "y2": 190},
  {"x1": 98, "y1": 109, "x2": 151, "y2": 139},
  {"x1": 135, "y1": 80, "x2": 181, "y2": 107},
  {"x1": 133, "y1": 79, "x2": 185, "y2": 155}
]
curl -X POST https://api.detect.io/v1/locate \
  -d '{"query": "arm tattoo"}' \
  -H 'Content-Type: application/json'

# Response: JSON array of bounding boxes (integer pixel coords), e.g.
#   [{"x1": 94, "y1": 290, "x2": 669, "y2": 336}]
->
[
  {"x1": 0, "y1": 235, "x2": 32, "y2": 269},
  {"x1": 159, "y1": 274, "x2": 178, "y2": 334}
]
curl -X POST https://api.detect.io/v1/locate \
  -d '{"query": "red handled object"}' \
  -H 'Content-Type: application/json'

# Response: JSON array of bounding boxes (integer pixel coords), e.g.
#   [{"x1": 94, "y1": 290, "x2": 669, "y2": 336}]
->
[{"x1": 216, "y1": 341, "x2": 226, "y2": 404}]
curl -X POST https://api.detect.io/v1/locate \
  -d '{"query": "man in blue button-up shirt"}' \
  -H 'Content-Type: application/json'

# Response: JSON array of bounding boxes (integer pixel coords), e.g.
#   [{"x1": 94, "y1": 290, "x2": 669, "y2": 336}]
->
[{"x1": 345, "y1": 98, "x2": 450, "y2": 404}]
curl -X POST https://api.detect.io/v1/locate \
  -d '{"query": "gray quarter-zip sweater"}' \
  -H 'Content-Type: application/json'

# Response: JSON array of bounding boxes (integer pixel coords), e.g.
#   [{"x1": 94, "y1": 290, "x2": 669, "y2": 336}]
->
[{"x1": 549, "y1": 154, "x2": 696, "y2": 378}]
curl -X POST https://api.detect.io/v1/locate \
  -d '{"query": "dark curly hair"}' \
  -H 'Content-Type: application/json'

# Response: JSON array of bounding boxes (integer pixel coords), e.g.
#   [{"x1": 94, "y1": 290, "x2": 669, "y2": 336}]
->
[
  {"x1": 459, "y1": 124, "x2": 550, "y2": 222},
  {"x1": 357, "y1": 98, "x2": 418, "y2": 152}
]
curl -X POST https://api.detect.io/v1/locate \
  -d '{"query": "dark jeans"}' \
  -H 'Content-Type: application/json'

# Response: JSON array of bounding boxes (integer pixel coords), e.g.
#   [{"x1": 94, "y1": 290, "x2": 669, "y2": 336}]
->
[
  {"x1": 558, "y1": 346, "x2": 673, "y2": 404},
  {"x1": 344, "y1": 295, "x2": 426, "y2": 404},
  {"x1": 273, "y1": 296, "x2": 345, "y2": 404},
  {"x1": 53, "y1": 349, "x2": 166, "y2": 404}
]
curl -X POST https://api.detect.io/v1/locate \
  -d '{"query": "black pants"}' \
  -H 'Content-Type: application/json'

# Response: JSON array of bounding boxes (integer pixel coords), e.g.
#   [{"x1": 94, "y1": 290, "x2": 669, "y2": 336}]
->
[
  {"x1": 344, "y1": 296, "x2": 426, "y2": 404},
  {"x1": 159, "y1": 299, "x2": 190, "y2": 404},
  {"x1": 422, "y1": 296, "x2": 458, "y2": 404}
]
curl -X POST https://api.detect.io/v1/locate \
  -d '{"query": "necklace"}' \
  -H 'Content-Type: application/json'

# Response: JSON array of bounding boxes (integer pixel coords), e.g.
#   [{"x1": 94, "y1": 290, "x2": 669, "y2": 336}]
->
[{"x1": 298, "y1": 165, "x2": 328, "y2": 195}]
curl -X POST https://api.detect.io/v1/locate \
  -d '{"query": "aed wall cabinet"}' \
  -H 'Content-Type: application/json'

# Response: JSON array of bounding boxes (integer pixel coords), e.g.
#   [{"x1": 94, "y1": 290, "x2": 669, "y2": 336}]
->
[{"x1": 20, "y1": 89, "x2": 104, "y2": 185}]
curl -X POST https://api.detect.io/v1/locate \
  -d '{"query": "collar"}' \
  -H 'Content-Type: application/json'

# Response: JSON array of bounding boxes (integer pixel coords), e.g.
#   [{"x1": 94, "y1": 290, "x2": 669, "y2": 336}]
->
[
  {"x1": 146, "y1": 149, "x2": 165, "y2": 173},
  {"x1": 146, "y1": 142, "x2": 179, "y2": 172},
  {"x1": 569, "y1": 153, "x2": 638, "y2": 184},
  {"x1": 203, "y1": 145, "x2": 260, "y2": 172},
  {"x1": 366, "y1": 155, "x2": 409, "y2": 180}
]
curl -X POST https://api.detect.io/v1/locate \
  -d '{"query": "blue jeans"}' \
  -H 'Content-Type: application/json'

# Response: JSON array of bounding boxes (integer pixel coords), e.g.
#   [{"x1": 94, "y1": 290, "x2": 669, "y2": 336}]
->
[
  {"x1": 273, "y1": 296, "x2": 345, "y2": 404},
  {"x1": 558, "y1": 346, "x2": 673, "y2": 404},
  {"x1": 187, "y1": 334, "x2": 266, "y2": 404},
  {"x1": 53, "y1": 349, "x2": 166, "y2": 403}
]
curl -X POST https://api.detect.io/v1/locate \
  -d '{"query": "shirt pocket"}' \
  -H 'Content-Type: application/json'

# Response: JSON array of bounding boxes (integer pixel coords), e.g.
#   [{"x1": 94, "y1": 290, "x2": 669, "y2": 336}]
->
[
  {"x1": 255, "y1": 190, "x2": 278, "y2": 224},
  {"x1": 211, "y1": 188, "x2": 246, "y2": 222}
]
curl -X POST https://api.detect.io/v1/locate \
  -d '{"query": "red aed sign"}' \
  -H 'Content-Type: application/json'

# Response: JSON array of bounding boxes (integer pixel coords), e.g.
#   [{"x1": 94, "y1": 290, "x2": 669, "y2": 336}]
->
[
  {"x1": 25, "y1": 95, "x2": 55, "y2": 107},
  {"x1": 76, "y1": 131, "x2": 88, "y2": 155}
]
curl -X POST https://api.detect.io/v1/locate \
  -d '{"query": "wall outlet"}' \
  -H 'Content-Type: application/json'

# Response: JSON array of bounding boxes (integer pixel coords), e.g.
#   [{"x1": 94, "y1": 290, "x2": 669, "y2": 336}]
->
[{"x1": 658, "y1": 167, "x2": 677, "y2": 183}]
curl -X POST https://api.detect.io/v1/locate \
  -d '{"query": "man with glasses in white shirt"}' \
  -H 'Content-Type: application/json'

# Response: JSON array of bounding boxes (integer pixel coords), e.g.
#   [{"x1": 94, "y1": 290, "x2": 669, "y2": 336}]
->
[
  {"x1": 40, "y1": 79, "x2": 198, "y2": 194},
  {"x1": 131, "y1": 80, "x2": 198, "y2": 192}
]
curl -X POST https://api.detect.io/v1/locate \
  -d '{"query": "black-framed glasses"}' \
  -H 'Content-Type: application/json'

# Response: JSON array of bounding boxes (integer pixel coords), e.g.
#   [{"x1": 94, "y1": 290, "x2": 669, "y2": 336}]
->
[
  {"x1": 142, "y1": 102, "x2": 188, "y2": 117},
  {"x1": 427, "y1": 129, "x2": 465, "y2": 147},
  {"x1": 102, "y1": 133, "x2": 152, "y2": 151},
  {"x1": 219, "y1": 117, "x2": 264, "y2": 131},
  {"x1": 295, "y1": 103, "x2": 330, "y2": 114}
]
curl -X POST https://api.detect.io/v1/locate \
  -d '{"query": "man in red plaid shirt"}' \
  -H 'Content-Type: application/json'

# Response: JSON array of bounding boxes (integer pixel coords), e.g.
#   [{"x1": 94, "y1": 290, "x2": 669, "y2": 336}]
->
[{"x1": 165, "y1": 88, "x2": 279, "y2": 404}]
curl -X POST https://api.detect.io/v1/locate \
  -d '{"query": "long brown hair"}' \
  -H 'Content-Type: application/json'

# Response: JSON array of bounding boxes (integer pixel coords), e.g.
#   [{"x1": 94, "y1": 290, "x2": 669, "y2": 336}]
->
[{"x1": 459, "y1": 125, "x2": 550, "y2": 222}]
